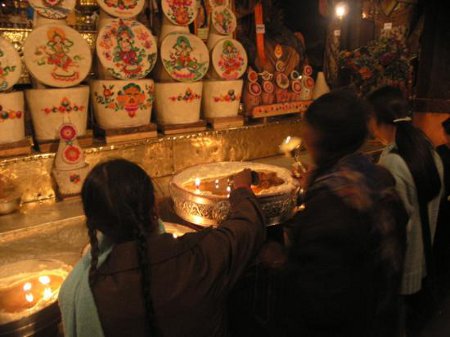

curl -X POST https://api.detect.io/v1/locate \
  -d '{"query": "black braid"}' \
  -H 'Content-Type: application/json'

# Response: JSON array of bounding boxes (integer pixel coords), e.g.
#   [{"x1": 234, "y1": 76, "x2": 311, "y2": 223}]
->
[
  {"x1": 131, "y1": 211, "x2": 158, "y2": 336},
  {"x1": 87, "y1": 226, "x2": 99, "y2": 287}
]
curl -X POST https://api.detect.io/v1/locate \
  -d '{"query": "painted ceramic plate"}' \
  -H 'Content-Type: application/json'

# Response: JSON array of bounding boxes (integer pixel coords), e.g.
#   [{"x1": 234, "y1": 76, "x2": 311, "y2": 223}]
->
[
  {"x1": 303, "y1": 65, "x2": 313, "y2": 76},
  {"x1": 97, "y1": 0, "x2": 145, "y2": 19},
  {"x1": 208, "y1": 0, "x2": 229, "y2": 7},
  {"x1": 28, "y1": 0, "x2": 75, "y2": 19},
  {"x1": 211, "y1": 5, "x2": 237, "y2": 35},
  {"x1": 161, "y1": 33, "x2": 209, "y2": 82},
  {"x1": 162, "y1": 0, "x2": 197, "y2": 25},
  {"x1": 276, "y1": 72, "x2": 289, "y2": 89},
  {"x1": 97, "y1": 19, "x2": 157, "y2": 80},
  {"x1": 248, "y1": 82, "x2": 261, "y2": 96},
  {"x1": 212, "y1": 39, "x2": 247, "y2": 80},
  {"x1": 247, "y1": 68, "x2": 258, "y2": 83},
  {"x1": 303, "y1": 76, "x2": 315, "y2": 89},
  {"x1": 0, "y1": 37, "x2": 22, "y2": 91},
  {"x1": 291, "y1": 79, "x2": 302, "y2": 93},
  {"x1": 23, "y1": 25, "x2": 92, "y2": 88}
]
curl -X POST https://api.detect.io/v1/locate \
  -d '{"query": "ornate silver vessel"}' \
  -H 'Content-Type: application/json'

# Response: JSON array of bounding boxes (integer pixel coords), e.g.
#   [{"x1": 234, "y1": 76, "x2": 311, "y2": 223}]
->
[{"x1": 170, "y1": 162, "x2": 298, "y2": 226}]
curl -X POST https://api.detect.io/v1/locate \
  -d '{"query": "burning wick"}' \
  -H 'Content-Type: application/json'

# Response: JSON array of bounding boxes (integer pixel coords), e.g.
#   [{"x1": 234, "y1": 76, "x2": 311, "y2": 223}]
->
[
  {"x1": 215, "y1": 179, "x2": 219, "y2": 189},
  {"x1": 43, "y1": 288, "x2": 53, "y2": 301},
  {"x1": 25, "y1": 293, "x2": 34, "y2": 303},
  {"x1": 195, "y1": 178, "x2": 201, "y2": 194},
  {"x1": 226, "y1": 185, "x2": 231, "y2": 198},
  {"x1": 23, "y1": 282, "x2": 32, "y2": 292},
  {"x1": 39, "y1": 275, "x2": 50, "y2": 285}
]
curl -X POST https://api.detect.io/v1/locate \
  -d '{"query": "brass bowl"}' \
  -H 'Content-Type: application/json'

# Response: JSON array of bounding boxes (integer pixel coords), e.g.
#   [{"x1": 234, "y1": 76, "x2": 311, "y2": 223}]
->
[{"x1": 170, "y1": 162, "x2": 298, "y2": 226}]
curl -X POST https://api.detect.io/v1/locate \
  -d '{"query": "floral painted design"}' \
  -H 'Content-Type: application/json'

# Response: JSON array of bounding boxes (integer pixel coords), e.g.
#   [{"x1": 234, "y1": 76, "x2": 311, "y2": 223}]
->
[
  {"x1": 0, "y1": 61, "x2": 17, "y2": 91},
  {"x1": 163, "y1": 0, "x2": 195, "y2": 25},
  {"x1": 69, "y1": 174, "x2": 81, "y2": 184},
  {"x1": 162, "y1": 35, "x2": 208, "y2": 82},
  {"x1": 213, "y1": 89, "x2": 241, "y2": 103},
  {"x1": 98, "y1": 20, "x2": 157, "y2": 80},
  {"x1": 95, "y1": 82, "x2": 154, "y2": 117},
  {"x1": 0, "y1": 105, "x2": 22, "y2": 122},
  {"x1": 33, "y1": 27, "x2": 84, "y2": 82},
  {"x1": 0, "y1": 40, "x2": 20, "y2": 91},
  {"x1": 41, "y1": 97, "x2": 85, "y2": 114},
  {"x1": 63, "y1": 145, "x2": 82, "y2": 164},
  {"x1": 104, "y1": 0, "x2": 138, "y2": 10},
  {"x1": 212, "y1": 7, "x2": 236, "y2": 34},
  {"x1": 217, "y1": 40, "x2": 245, "y2": 80},
  {"x1": 60, "y1": 124, "x2": 77, "y2": 141},
  {"x1": 169, "y1": 88, "x2": 201, "y2": 102}
]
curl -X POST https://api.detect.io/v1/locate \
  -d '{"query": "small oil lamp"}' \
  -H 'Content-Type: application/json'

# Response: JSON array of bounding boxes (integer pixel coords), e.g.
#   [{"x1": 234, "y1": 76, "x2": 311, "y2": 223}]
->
[{"x1": 279, "y1": 136, "x2": 307, "y2": 176}]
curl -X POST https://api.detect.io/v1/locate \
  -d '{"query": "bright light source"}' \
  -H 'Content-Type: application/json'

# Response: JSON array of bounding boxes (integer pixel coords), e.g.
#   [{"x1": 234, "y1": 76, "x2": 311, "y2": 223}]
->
[
  {"x1": 335, "y1": 2, "x2": 347, "y2": 19},
  {"x1": 23, "y1": 282, "x2": 32, "y2": 292},
  {"x1": 39, "y1": 275, "x2": 51, "y2": 285},
  {"x1": 25, "y1": 293, "x2": 34, "y2": 303},
  {"x1": 43, "y1": 288, "x2": 53, "y2": 300}
]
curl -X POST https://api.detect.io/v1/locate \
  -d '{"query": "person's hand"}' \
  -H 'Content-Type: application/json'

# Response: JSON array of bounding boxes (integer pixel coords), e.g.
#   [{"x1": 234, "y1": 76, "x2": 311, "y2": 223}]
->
[{"x1": 232, "y1": 169, "x2": 253, "y2": 190}]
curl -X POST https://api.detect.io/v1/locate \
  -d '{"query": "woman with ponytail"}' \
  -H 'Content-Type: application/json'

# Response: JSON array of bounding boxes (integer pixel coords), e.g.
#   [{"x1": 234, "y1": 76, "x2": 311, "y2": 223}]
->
[
  {"x1": 368, "y1": 86, "x2": 444, "y2": 333},
  {"x1": 59, "y1": 159, "x2": 265, "y2": 337}
]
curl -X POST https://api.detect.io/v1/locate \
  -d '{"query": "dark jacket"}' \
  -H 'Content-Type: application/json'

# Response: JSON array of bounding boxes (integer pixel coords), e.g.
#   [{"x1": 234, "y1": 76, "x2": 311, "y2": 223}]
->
[
  {"x1": 278, "y1": 153, "x2": 407, "y2": 337},
  {"x1": 91, "y1": 188, "x2": 265, "y2": 337}
]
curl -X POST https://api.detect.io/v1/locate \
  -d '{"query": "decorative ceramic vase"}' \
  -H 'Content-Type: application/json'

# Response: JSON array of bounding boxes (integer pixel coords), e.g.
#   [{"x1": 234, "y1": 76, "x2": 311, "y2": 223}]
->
[
  {"x1": 91, "y1": 79, "x2": 154, "y2": 129},
  {"x1": 161, "y1": 0, "x2": 197, "y2": 26},
  {"x1": 0, "y1": 92, "x2": 25, "y2": 145},
  {"x1": 26, "y1": 86, "x2": 89, "y2": 141},
  {"x1": 96, "y1": 19, "x2": 157, "y2": 80},
  {"x1": 159, "y1": 33, "x2": 209, "y2": 83},
  {"x1": 202, "y1": 80, "x2": 242, "y2": 118},
  {"x1": 52, "y1": 123, "x2": 89, "y2": 195},
  {"x1": 29, "y1": 0, "x2": 75, "y2": 19},
  {"x1": 96, "y1": 0, "x2": 144, "y2": 19},
  {"x1": 154, "y1": 82, "x2": 203, "y2": 125},
  {"x1": 312, "y1": 71, "x2": 330, "y2": 100},
  {"x1": 210, "y1": 38, "x2": 247, "y2": 80},
  {"x1": 23, "y1": 24, "x2": 92, "y2": 88},
  {"x1": 0, "y1": 37, "x2": 22, "y2": 91}
]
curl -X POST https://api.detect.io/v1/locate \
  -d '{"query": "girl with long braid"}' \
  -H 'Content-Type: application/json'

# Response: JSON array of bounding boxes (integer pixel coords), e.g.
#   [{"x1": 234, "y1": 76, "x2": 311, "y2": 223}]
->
[{"x1": 59, "y1": 159, "x2": 265, "y2": 337}]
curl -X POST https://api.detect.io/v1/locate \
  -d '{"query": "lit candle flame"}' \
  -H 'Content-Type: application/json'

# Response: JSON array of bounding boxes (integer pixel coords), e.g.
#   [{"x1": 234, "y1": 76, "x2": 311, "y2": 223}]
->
[
  {"x1": 25, "y1": 293, "x2": 34, "y2": 303},
  {"x1": 43, "y1": 288, "x2": 53, "y2": 301},
  {"x1": 195, "y1": 178, "x2": 201, "y2": 194},
  {"x1": 284, "y1": 136, "x2": 291, "y2": 144},
  {"x1": 39, "y1": 275, "x2": 51, "y2": 285},
  {"x1": 172, "y1": 233, "x2": 178, "y2": 239},
  {"x1": 23, "y1": 282, "x2": 32, "y2": 292}
]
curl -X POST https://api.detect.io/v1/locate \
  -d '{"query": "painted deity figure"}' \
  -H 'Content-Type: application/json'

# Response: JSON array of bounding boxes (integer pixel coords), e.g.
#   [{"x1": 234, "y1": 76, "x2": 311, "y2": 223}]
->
[
  {"x1": 167, "y1": 0, "x2": 193, "y2": 25},
  {"x1": 219, "y1": 40, "x2": 244, "y2": 79},
  {"x1": 113, "y1": 23, "x2": 145, "y2": 76},
  {"x1": 45, "y1": 28, "x2": 76, "y2": 74},
  {"x1": 171, "y1": 36, "x2": 196, "y2": 69}
]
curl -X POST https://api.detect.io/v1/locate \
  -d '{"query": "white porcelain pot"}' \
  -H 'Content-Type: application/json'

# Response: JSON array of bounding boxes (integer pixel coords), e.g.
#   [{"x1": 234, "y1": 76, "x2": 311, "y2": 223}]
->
[
  {"x1": 26, "y1": 86, "x2": 89, "y2": 141},
  {"x1": 52, "y1": 164, "x2": 90, "y2": 196},
  {"x1": 202, "y1": 80, "x2": 242, "y2": 119},
  {"x1": 155, "y1": 82, "x2": 203, "y2": 125},
  {"x1": 91, "y1": 79, "x2": 154, "y2": 129},
  {"x1": 0, "y1": 92, "x2": 25, "y2": 144}
]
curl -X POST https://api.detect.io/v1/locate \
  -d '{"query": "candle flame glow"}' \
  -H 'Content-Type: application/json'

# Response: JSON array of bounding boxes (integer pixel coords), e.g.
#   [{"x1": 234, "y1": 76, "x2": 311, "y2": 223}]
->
[
  {"x1": 335, "y1": 2, "x2": 347, "y2": 19},
  {"x1": 195, "y1": 178, "x2": 201, "y2": 187},
  {"x1": 284, "y1": 136, "x2": 291, "y2": 144},
  {"x1": 43, "y1": 288, "x2": 53, "y2": 301},
  {"x1": 23, "y1": 282, "x2": 32, "y2": 292},
  {"x1": 39, "y1": 275, "x2": 51, "y2": 285},
  {"x1": 25, "y1": 293, "x2": 34, "y2": 303}
]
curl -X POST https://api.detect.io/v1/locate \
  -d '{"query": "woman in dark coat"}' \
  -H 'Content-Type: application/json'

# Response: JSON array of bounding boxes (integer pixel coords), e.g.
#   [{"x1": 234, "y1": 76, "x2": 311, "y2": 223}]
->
[
  {"x1": 59, "y1": 159, "x2": 265, "y2": 337},
  {"x1": 277, "y1": 91, "x2": 408, "y2": 337}
]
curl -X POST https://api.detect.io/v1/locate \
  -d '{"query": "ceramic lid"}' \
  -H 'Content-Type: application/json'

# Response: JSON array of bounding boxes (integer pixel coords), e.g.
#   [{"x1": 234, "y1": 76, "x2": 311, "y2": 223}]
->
[
  {"x1": 161, "y1": 33, "x2": 209, "y2": 82},
  {"x1": 97, "y1": 19, "x2": 157, "y2": 80},
  {"x1": 0, "y1": 37, "x2": 22, "y2": 91},
  {"x1": 208, "y1": 0, "x2": 229, "y2": 7},
  {"x1": 23, "y1": 24, "x2": 92, "y2": 88},
  {"x1": 161, "y1": 0, "x2": 197, "y2": 25},
  {"x1": 211, "y1": 5, "x2": 236, "y2": 35},
  {"x1": 97, "y1": 0, "x2": 145, "y2": 19},
  {"x1": 28, "y1": 0, "x2": 75, "y2": 19},
  {"x1": 211, "y1": 38, "x2": 247, "y2": 80}
]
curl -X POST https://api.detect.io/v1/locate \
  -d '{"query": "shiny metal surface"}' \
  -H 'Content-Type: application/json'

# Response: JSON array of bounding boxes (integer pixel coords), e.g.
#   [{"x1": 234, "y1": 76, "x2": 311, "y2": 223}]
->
[{"x1": 0, "y1": 119, "x2": 305, "y2": 204}]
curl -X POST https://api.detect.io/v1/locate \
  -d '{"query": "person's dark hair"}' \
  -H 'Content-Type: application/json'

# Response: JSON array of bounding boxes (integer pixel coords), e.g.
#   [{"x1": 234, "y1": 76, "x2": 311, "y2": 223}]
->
[
  {"x1": 305, "y1": 89, "x2": 369, "y2": 167},
  {"x1": 367, "y1": 86, "x2": 441, "y2": 203},
  {"x1": 82, "y1": 159, "x2": 158, "y2": 335},
  {"x1": 442, "y1": 117, "x2": 450, "y2": 135}
]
